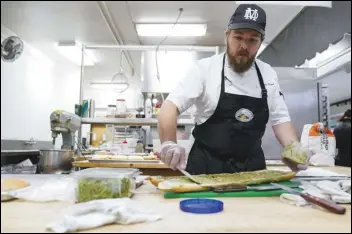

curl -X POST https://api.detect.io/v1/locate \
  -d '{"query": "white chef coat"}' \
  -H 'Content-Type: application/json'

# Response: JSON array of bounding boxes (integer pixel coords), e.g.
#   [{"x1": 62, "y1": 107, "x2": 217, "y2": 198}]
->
[
  {"x1": 166, "y1": 52, "x2": 291, "y2": 155},
  {"x1": 167, "y1": 52, "x2": 291, "y2": 126}
]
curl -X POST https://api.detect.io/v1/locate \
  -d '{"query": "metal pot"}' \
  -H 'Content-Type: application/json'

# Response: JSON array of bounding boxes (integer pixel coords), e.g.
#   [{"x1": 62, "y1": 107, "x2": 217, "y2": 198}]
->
[{"x1": 39, "y1": 149, "x2": 74, "y2": 174}]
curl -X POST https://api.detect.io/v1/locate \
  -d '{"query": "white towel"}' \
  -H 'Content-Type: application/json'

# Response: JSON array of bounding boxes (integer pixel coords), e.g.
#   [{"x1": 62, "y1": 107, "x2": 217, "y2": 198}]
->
[
  {"x1": 280, "y1": 179, "x2": 351, "y2": 206},
  {"x1": 296, "y1": 168, "x2": 347, "y2": 177},
  {"x1": 46, "y1": 198, "x2": 162, "y2": 233},
  {"x1": 309, "y1": 152, "x2": 335, "y2": 166}
]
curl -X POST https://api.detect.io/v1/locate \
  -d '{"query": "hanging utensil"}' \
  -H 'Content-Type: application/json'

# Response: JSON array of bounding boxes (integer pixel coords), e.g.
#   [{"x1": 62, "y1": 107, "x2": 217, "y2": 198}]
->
[{"x1": 110, "y1": 50, "x2": 129, "y2": 93}]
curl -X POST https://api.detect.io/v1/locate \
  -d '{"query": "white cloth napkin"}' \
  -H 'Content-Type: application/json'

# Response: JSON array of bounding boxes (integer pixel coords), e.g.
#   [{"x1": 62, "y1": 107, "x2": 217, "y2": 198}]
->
[
  {"x1": 46, "y1": 198, "x2": 162, "y2": 233},
  {"x1": 280, "y1": 179, "x2": 351, "y2": 206},
  {"x1": 295, "y1": 168, "x2": 347, "y2": 177},
  {"x1": 5, "y1": 177, "x2": 76, "y2": 202},
  {"x1": 309, "y1": 152, "x2": 335, "y2": 166}
]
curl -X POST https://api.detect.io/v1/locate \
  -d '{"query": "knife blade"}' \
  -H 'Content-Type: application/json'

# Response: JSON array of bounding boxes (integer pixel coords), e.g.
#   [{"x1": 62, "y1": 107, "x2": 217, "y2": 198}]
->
[
  {"x1": 154, "y1": 152, "x2": 201, "y2": 184},
  {"x1": 271, "y1": 183, "x2": 346, "y2": 215},
  {"x1": 177, "y1": 166, "x2": 202, "y2": 185},
  {"x1": 212, "y1": 184, "x2": 300, "y2": 193},
  {"x1": 292, "y1": 176, "x2": 351, "y2": 182}
]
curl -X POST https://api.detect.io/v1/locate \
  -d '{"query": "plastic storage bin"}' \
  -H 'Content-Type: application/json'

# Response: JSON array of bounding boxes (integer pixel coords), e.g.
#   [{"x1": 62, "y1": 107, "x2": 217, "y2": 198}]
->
[
  {"x1": 73, "y1": 168, "x2": 140, "y2": 203},
  {"x1": 116, "y1": 99, "x2": 127, "y2": 115},
  {"x1": 74, "y1": 168, "x2": 141, "y2": 177},
  {"x1": 107, "y1": 105, "x2": 116, "y2": 118}
]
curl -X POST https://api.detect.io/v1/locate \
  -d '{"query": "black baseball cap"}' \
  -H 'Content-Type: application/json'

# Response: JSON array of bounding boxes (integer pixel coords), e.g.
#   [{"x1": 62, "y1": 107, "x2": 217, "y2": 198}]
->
[{"x1": 228, "y1": 4, "x2": 266, "y2": 36}]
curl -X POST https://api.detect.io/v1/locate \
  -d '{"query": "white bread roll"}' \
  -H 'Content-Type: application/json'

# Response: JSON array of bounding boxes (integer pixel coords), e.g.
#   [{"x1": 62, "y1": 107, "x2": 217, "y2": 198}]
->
[
  {"x1": 1, "y1": 178, "x2": 30, "y2": 192},
  {"x1": 1, "y1": 178, "x2": 30, "y2": 201}
]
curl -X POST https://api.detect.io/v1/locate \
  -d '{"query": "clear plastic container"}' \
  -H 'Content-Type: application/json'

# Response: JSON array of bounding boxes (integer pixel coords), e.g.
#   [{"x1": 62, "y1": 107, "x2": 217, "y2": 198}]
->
[
  {"x1": 74, "y1": 168, "x2": 141, "y2": 179},
  {"x1": 73, "y1": 168, "x2": 140, "y2": 203},
  {"x1": 107, "y1": 105, "x2": 116, "y2": 117}
]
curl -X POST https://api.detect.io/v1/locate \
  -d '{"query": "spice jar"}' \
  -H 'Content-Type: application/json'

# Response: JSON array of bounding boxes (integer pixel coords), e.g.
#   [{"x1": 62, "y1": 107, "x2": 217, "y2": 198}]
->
[{"x1": 116, "y1": 99, "x2": 127, "y2": 115}]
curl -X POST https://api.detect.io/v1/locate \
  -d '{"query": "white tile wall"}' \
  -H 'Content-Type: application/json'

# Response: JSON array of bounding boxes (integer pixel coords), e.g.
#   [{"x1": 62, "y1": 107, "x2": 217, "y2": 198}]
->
[{"x1": 1, "y1": 26, "x2": 80, "y2": 148}]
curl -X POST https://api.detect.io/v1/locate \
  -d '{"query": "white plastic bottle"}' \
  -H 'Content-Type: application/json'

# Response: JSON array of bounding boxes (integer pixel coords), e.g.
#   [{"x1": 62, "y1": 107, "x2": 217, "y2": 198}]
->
[{"x1": 144, "y1": 95, "x2": 153, "y2": 118}]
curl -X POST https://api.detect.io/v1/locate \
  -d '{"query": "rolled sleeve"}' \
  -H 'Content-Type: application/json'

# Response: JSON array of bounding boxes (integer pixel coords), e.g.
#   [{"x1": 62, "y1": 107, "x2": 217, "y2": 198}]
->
[
  {"x1": 166, "y1": 63, "x2": 204, "y2": 114},
  {"x1": 270, "y1": 75, "x2": 291, "y2": 126}
]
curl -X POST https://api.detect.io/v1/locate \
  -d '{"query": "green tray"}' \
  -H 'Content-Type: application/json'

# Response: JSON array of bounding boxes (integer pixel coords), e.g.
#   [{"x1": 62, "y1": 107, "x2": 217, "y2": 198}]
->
[{"x1": 164, "y1": 181, "x2": 301, "y2": 199}]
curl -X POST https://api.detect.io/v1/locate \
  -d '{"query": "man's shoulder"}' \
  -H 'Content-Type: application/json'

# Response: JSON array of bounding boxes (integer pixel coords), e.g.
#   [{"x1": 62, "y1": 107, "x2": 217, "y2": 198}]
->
[
  {"x1": 255, "y1": 58, "x2": 276, "y2": 74},
  {"x1": 255, "y1": 58, "x2": 278, "y2": 82},
  {"x1": 196, "y1": 52, "x2": 224, "y2": 67}
]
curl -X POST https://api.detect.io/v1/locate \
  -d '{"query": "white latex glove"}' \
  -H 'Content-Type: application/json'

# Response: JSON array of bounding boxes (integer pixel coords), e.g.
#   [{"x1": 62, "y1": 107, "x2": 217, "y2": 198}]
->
[
  {"x1": 282, "y1": 142, "x2": 311, "y2": 172},
  {"x1": 160, "y1": 141, "x2": 186, "y2": 171}
]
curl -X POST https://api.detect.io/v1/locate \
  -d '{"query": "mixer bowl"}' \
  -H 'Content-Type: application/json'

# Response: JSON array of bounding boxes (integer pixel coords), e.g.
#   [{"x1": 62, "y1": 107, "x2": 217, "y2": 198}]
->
[{"x1": 39, "y1": 149, "x2": 74, "y2": 174}]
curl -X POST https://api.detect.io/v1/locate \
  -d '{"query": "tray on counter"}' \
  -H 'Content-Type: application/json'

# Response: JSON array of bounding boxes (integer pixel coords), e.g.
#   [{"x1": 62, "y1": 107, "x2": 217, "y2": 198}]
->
[
  {"x1": 1, "y1": 165, "x2": 38, "y2": 174},
  {"x1": 88, "y1": 159, "x2": 161, "y2": 164}
]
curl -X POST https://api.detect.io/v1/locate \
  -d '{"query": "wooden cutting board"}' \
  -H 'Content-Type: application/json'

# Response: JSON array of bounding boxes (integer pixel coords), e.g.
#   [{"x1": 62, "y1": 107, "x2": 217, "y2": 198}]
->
[{"x1": 72, "y1": 160, "x2": 168, "y2": 168}]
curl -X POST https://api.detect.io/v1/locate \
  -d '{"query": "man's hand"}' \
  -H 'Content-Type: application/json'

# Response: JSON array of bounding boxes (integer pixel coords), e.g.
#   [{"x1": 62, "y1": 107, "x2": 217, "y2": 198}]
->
[
  {"x1": 160, "y1": 141, "x2": 187, "y2": 171},
  {"x1": 282, "y1": 158, "x2": 308, "y2": 172},
  {"x1": 281, "y1": 142, "x2": 310, "y2": 172}
]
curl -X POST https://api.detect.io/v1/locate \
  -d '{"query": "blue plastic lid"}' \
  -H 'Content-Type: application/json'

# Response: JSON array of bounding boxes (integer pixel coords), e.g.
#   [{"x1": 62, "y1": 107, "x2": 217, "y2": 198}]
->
[{"x1": 180, "y1": 198, "x2": 224, "y2": 214}]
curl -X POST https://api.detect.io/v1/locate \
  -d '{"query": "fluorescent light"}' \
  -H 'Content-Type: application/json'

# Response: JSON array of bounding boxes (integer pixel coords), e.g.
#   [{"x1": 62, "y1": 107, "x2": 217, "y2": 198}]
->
[
  {"x1": 55, "y1": 41, "x2": 97, "y2": 66},
  {"x1": 90, "y1": 82, "x2": 129, "y2": 90},
  {"x1": 235, "y1": 1, "x2": 332, "y2": 8},
  {"x1": 135, "y1": 24, "x2": 207, "y2": 37}
]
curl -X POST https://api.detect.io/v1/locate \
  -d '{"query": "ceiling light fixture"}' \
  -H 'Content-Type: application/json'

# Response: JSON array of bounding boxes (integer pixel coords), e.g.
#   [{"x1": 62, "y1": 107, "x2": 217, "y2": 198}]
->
[
  {"x1": 135, "y1": 24, "x2": 207, "y2": 37},
  {"x1": 55, "y1": 40, "x2": 97, "y2": 66}
]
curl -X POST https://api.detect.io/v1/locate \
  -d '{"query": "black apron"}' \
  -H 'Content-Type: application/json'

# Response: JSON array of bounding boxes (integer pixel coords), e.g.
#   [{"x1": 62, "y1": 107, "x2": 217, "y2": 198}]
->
[{"x1": 185, "y1": 54, "x2": 269, "y2": 175}]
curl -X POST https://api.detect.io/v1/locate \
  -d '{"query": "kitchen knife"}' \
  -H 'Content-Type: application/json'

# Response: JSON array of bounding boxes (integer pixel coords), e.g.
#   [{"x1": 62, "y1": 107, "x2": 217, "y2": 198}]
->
[
  {"x1": 154, "y1": 152, "x2": 201, "y2": 184},
  {"x1": 271, "y1": 183, "x2": 346, "y2": 215},
  {"x1": 177, "y1": 167, "x2": 202, "y2": 185},
  {"x1": 212, "y1": 184, "x2": 300, "y2": 193}
]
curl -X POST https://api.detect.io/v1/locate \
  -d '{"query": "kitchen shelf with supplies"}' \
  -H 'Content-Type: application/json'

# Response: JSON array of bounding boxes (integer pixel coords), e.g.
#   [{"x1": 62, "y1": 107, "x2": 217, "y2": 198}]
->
[{"x1": 81, "y1": 117, "x2": 195, "y2": 126}]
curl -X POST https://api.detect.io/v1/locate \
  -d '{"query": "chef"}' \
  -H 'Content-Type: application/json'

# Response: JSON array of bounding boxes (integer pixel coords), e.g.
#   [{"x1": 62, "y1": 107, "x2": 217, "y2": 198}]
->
[
  {"x1": 157, "y1": 4, "x2": 308, "y2": 174},
  {"x1": 334, "y1": 109, "x2": 351, "y2": 167}
]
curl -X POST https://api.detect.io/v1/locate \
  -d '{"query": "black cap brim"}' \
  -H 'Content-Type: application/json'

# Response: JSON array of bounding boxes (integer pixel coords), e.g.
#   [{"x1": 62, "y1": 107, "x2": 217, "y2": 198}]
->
[{"x1": 228, "y1": 23, "x2": 265, "y2": 36}]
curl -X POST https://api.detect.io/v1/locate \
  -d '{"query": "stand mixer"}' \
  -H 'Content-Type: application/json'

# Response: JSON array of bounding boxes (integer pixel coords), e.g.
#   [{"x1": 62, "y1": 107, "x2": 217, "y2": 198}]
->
[
  {"x1": 36, "y1": 110, "x2": 81, "y2": 174},
  {"x1": 50, "y1": 110, "x2": 81, "y2": 150}
]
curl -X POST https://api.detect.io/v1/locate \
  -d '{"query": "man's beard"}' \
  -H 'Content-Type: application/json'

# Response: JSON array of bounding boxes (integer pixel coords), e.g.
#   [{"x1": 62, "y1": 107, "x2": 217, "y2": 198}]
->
[{"x1": 227, "y1": 45, "x2": 256, "y2": 73}]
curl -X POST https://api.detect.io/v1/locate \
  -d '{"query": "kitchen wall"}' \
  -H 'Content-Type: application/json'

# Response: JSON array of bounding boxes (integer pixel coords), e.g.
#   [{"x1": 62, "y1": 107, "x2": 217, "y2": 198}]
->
[
  {"x1": 1, "y1": 26, "x2": 80, "y2": 146},
  {"x1": 330, "y1": 102, "x2": 351, "y2": 116},
  {"x1": 320, "y1": 68, "x2": 351, "y2": 105},
  {"x1": 329, "y1": 101, "x2": 351, "y2": 129},
  {"x1": 141, "y1": 50, "x2": 216, "y2": 94},
  {"x1": 318, "y1": 66, "x2": 351, "y2": 124},
  {"x1": 83, "y1": 67, "x2": 142, "y2": 115},
  {"x1": 82, "y1": 50, "x2": 142, "y2": 117}
]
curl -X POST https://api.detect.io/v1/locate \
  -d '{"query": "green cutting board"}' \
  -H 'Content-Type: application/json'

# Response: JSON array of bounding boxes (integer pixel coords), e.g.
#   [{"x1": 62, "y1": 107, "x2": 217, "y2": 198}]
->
[{"x1": 164, "y1": 181, "x2": 301, "y2": 199}]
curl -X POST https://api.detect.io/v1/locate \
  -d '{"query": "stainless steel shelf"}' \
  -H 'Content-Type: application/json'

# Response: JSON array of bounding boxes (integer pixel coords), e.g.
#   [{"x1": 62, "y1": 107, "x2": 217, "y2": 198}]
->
[{"x1": 81, "y1": 118, "x2": 195, "y2": 126}]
